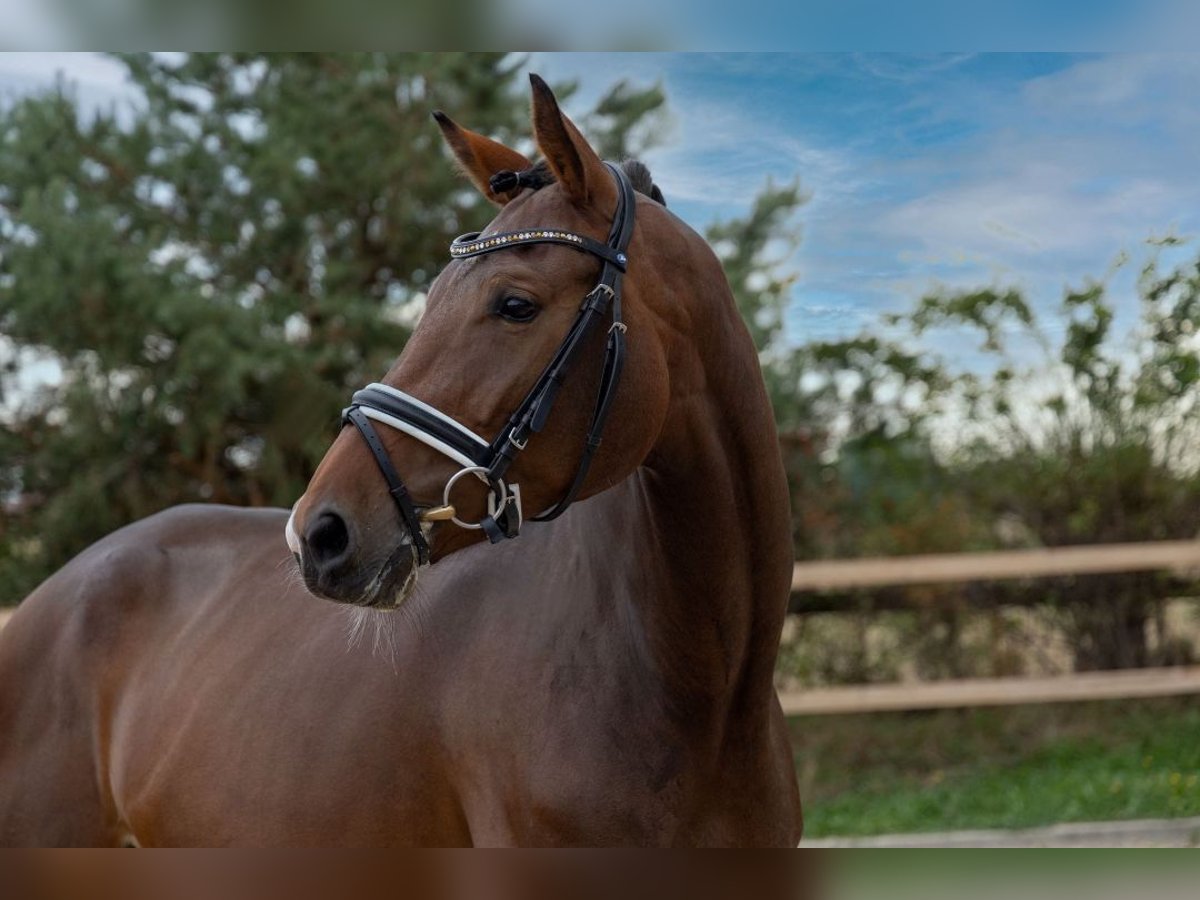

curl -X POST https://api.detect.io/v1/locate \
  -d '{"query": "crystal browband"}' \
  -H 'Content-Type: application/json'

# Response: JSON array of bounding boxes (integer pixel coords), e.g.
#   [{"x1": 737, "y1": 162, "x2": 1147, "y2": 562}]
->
[{"x1": 450, "y1": 229, "x2": 628, "y2": 270}]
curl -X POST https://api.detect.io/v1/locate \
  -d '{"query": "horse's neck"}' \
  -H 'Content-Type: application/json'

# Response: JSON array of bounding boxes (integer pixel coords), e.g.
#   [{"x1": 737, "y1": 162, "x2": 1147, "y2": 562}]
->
[{"x1": 592, "y1": 313, "x2": 793, "y2": 720}]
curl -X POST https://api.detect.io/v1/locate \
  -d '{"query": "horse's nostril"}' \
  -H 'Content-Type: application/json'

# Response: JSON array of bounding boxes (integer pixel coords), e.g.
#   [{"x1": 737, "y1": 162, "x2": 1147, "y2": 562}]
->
[{"x1": 305, "y1": 510, "x2": 351, "y2": 569}]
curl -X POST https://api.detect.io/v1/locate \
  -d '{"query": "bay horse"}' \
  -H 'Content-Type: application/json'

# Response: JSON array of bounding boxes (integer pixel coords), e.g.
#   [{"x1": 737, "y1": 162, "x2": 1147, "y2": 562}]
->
[{"x1": 0, "y1": 75, "x2": 802, "y2": 846}]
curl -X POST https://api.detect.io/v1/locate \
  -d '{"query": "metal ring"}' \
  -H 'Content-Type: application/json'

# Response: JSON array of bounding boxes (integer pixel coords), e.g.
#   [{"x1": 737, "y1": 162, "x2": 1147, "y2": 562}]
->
[{"x1": 443, "y1": 466, "x2": 508, "y2": 530}]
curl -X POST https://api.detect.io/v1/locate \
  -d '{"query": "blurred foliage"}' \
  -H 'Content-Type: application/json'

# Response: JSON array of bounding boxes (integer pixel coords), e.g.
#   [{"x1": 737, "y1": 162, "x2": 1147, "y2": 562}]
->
[
  {"x1": 914, "y1": 248, "x2": 1200, "y2": 671},
  {"x1": 0, "y1": 53, "x2": 667, "y2": 603}
]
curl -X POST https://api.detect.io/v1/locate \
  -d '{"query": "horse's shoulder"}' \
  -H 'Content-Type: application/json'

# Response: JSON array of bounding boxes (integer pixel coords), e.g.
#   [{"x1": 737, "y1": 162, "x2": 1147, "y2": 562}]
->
[{"x1": 11, "y1": 504, "x2": 289, "y2": 651}]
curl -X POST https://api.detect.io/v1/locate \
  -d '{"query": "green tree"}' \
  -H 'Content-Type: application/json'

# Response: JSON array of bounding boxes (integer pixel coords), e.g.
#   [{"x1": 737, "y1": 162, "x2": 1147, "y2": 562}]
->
[
  {"x1": 0, "y1": 53, "x2": 667, "y2": 604},
  {"x1": 893, "y1": 241, "x2": 1200, "y2": 670}
]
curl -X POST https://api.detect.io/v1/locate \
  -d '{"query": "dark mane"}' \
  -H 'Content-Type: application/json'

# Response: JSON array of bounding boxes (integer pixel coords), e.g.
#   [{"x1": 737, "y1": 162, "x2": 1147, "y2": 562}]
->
[{"x1": 520, "y1": 158, "x2": 666, "y2": 207}]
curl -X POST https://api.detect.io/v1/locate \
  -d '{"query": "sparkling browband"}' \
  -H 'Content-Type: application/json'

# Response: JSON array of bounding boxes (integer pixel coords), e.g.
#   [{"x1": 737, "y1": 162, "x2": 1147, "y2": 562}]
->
[
  {"x1": 450, "y1": 229, "x2": 627, "y2": 270},
  {"x1": 451, "y1": 230, "x2": 583, "y2": 255}
]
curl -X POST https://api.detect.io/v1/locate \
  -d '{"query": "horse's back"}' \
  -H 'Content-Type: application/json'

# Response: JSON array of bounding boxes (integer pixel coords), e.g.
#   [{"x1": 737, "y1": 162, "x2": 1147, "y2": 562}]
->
[{"x1": 0, "y1": 504, "x2": 291, "y2": 845}]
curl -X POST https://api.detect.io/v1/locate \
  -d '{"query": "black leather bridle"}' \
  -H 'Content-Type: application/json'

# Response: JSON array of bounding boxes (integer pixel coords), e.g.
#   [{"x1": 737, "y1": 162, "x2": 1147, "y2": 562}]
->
[{"x1": 341, "y1": 162, "x2": 636, "y2": 565}]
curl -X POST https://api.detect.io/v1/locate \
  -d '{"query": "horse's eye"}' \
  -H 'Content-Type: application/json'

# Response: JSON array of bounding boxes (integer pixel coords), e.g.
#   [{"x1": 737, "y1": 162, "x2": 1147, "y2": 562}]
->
[{"x1": 495, "y1": 295, "x2": 539, "y2": 324}]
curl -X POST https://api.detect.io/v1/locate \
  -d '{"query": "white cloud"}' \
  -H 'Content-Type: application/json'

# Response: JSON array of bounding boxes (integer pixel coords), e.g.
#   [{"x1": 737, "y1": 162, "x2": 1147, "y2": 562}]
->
[
  {"x1": 643, "y1": 101, "x2": 853, "y2": 211},
  {"x1": 1022, "y1": 53, "x2": 1200, "y2": 129},
  {"x1": 841, "y1": 54, "x2": 1200, "y2": 338},
  {"x1": 880, "y1": 166, "x2": 1183, "y2": 260}
]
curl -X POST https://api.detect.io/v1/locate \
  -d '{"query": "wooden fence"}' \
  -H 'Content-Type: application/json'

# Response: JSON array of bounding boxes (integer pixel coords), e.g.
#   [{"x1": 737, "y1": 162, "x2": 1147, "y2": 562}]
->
[{"x1": 783, "y1": 539, "x2": 1200, "y2": 715}]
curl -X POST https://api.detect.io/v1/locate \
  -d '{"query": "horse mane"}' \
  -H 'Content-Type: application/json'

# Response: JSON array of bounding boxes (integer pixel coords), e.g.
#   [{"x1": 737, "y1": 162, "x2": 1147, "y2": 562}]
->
[{"x1": 518, "y1": 158, "x2": 666, "y2": 207}]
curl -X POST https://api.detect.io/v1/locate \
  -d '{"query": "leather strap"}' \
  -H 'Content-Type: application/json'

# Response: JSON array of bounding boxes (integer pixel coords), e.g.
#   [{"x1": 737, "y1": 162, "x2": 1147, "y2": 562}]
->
[
  {"x1": 486, "y1": 163, "x2": 635, "y2": 510},
  {"x1": 343, "y1": 407, "x2": 430, "y2": 564},
  {"x1": 528, "y1": 162, "x2": 636, "y2": 521},
  {"x1": 530, "y1": 320, "x2": 625, "y2": 522}
]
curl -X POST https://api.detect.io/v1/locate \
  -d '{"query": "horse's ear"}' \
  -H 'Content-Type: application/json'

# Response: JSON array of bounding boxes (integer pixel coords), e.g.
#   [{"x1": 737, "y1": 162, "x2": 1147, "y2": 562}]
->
[
  {"x1": 529, "y1": 73, "x2": 616, "y2": 212},
  {"x1": 433, "y1": 111, "x2": 532, "y2": 206}
]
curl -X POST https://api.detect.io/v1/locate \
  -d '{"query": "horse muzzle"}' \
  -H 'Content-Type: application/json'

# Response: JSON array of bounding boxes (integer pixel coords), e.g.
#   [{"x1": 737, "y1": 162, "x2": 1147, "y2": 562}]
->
[{"x1": 289, "y1": 502, "x2": 421, "y2": 608}]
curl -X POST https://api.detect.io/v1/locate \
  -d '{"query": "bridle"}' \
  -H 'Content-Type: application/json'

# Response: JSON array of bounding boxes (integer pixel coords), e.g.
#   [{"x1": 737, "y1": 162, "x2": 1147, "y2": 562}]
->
[{"x1": 341, "y1": 162, "x2": 636, "y2": 565}]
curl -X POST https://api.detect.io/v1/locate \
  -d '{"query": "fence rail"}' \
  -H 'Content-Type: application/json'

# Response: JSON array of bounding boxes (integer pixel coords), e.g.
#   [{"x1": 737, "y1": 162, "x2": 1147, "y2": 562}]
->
[
  {"x1": 779, "y1": 665, "x2": 1200, "y2": 716},
  {"x1": 792, "y1": 540, "x2": 1200, "y2": 592}
]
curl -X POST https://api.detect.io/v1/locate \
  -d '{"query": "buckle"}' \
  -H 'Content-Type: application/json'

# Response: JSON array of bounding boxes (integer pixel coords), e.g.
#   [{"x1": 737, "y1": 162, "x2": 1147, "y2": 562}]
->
[{"x1": 582, "y1": 283, "x2": 615, "y2": 311}]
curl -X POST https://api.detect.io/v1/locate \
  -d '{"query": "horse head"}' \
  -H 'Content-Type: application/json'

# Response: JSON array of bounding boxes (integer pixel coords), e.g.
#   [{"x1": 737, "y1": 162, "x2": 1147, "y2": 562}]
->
[{"x1": 289, "y1": 75, "x2": 677, "y2": 607}]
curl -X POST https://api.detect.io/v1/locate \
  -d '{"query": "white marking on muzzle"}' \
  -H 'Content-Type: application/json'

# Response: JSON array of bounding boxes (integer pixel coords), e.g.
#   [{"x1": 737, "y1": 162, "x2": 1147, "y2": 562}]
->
[{"x1": 285, "y1": 501, "x2": 302, "y2": 557}]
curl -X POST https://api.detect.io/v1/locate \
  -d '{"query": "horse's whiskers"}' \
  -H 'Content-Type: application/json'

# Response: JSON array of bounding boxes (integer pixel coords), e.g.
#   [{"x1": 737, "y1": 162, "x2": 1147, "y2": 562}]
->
[
  {"x1": 345, "y1": 606, "x2": 370, "y2": 650},
  {"x1": 343, "y1": 605, "x2": 400, "y2": 673},
  {"x1": 400, "y1": 577, "x2": 434, "y2": 641},
  {"x1": 271, "y1": 554, "x2": 307, "y2": 594}
]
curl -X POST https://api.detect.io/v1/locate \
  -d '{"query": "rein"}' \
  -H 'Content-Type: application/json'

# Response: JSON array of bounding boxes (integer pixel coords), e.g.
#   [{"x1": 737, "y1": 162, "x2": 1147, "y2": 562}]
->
[{"x1": 342, "y1": 162, "x2": 637, "y2": 564}]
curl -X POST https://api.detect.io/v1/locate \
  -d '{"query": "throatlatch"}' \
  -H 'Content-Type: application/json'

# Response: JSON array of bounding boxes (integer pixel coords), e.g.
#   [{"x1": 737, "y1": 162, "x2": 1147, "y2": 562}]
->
[{"x1": 342, "y1": 162, "x2": 637, "y2": 560}]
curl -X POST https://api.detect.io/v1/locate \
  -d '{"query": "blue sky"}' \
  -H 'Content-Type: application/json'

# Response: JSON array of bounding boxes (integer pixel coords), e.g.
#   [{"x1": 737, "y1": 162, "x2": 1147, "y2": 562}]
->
[{"x1": 2, "y1": 52, "x2": 1199, "y2": 370}]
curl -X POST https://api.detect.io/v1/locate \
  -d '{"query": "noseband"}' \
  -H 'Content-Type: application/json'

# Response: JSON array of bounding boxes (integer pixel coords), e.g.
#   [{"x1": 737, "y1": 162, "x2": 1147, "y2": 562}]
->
[{"x1": 342, "y1": 162, "x2": 636, "y2": 564}]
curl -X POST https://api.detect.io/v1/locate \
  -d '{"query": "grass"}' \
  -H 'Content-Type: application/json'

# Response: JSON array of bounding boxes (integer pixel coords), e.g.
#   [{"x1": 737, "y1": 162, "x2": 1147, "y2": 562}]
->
[{"x1": 790, "y1": 696, "x2": 1200, "y2": 838}]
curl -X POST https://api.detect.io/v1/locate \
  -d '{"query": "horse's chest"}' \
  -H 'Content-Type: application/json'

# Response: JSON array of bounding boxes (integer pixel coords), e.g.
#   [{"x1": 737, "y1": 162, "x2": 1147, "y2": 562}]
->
[{"x1": 435, "y1": 646, "x2": 690, "y2": 845}]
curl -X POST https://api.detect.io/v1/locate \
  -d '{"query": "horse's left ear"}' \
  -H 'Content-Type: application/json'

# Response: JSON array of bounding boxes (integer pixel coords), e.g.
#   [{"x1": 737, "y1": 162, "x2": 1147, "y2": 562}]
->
[
  {"x1": 433, "y1": 111, "x2": 533, "y2": 206},
  {"x1": 529, "y1": 73, "x2": 616, "y2": 213}
]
